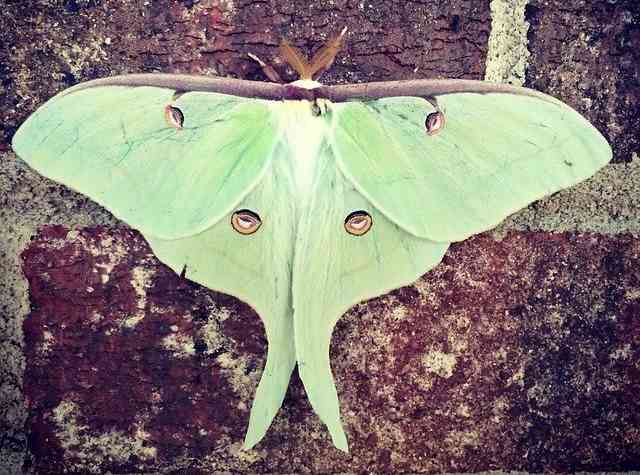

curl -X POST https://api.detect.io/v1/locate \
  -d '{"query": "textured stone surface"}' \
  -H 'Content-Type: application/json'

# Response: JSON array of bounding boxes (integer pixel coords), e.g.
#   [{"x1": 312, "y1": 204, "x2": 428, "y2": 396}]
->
[
  {"x1": 485, "y1": 0, "x2": 530, "y2": 85},
  {"x1": 1, "y1": 0, "x2": 638, "y2": 473},
  {"x1": 21, "y1": 227, "x2": 264, "y2": 473},
  {"x1": 21, "y1": 227, "x2": 640, "y2": 473},
  {"x1": 0, "y1": 1, "x2": 493, "y2": 471},
  {"x1": 0, "y1": 156, "x2": 117, "y2": 474}
]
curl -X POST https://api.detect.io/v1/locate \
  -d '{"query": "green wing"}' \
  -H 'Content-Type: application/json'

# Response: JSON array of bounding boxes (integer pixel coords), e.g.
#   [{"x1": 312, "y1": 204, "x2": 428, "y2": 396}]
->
[
  {"x1": 146, "y1": 148, "x2": 297, "y2": 449},
  {"x1": 12, "y1": 86, "x2": 280, "y2": 240},
  {"x1": 12, "y1": 85, "x2": 294, "y2": 448},
  {"x1": 331, "y1": 94, "x2": 612, "y2": 242},
  {"x1": 291, "y1": 141, "x2": 449, "y2": 451},
  {"x1": 300, "y1": 90, "x2": 611, "y2": 450}
]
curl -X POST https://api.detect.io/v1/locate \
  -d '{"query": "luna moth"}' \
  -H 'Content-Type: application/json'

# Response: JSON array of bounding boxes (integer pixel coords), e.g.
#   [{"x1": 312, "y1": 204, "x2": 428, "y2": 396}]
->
[{"x1": 12, "y1": 28, "x2": 611, "y2": 452}]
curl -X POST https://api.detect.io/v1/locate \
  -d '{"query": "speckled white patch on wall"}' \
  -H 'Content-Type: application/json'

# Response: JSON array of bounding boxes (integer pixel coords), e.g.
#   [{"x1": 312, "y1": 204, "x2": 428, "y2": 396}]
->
[
  {"x1": 200, "y1": 302, "x2": 261, "y2": 402},
  {"x1": 88, "y1": 234, "x2": 129, "y2": 284},
  {"x1": 485, "y1": 0, "x2": 530, "y2": 85},
  {"x1": 412, "y1": 276, "x2": 447, "y2": 306},
  {"x1": 122, "y1": 266, "x2": 156, "y2": 328},
  {"x1": 45, "y1": 230, "x2": 83, "y2": 253},
  {"x1": 445, "y1": 429, "x2": 480, "y2": 457},
  {"x1": 201, "y1": 316, "x2": 225, "y2": 356},
  {"x1": 52, "y1": 400, "x2": 157, "y2": 469},
  {"x1": 54, "y1": 39, "x2": 109, "y2": 77},
  {"x1": 392, "y1": 303, "x2": 411, "y2": 321},
  {"x1": 610, "y1": 343, "x2": 632, "y2": 360},
  {"x1": 378, "y1": 296, "x2": 409, "y2": 321},
  {"x1": 422, "y1": 350, "x2": 457, "y2": 378},
  {"x1": 89, "y1": 309, "x2": 103, "y2": 324},
  {"x1": 348, "y1": 411, "x2": 408, "y2": 453},
  {"x1": 492, "y1": 395, "x2": 510, "y2": 423},
  {"x1": 39, "y1": 329, "x2": 55, "y2": 356},
  {"x1": 626, "y1": 288, "x2": 640, "y2": 300},
  {"x1": 227, "y1": 441, "x2": 264, "y2": 464},
  {"x1": 216, "y1": 352, "x2": 254, "y2": 397},
  {"x1": 217, "y1": 0, "x2": 236, "y2": 20},
  {"x1": 456, "y1": 402, "x2": 471, "y2": 418},
  {"x1": 162, "y1": 330, "x2": 196, "y2": 357},
  {"x1": 508, "y1": 360, "x2": 525, "y2": 387}
]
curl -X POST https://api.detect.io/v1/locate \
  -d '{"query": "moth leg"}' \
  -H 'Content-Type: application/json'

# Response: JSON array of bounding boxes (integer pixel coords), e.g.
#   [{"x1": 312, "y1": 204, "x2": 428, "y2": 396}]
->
[
  {"x1": 247, "y1": 52, "x2": 283, "y2": 83},
  {"x1": 311, "y1": 98, "x2": 331, "y2": 117}
]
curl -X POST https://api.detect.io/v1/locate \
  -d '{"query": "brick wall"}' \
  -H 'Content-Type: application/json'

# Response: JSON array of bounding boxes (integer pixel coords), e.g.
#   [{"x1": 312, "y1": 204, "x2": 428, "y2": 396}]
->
[{"x1": 0, "y1": 0, "x2": 638, "y2": 472}]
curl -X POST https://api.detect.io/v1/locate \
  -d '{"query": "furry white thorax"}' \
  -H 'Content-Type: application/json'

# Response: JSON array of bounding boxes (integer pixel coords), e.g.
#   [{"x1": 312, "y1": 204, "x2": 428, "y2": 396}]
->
[{"x1": 274, "y1": 100, "x2": 329, "y2": 200}]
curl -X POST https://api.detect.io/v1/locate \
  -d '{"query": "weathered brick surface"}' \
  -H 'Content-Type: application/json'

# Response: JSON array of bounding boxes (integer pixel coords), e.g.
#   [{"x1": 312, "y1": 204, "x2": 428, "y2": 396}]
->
[
  {"x1": 21, "y1": 228, "x2": 640, "y2": 473},
  {"x1": 2, "y1": 0, "x2": 637, "y2": 472},
  {"x1": 21, "y1": 227, "x2": 264, "y2": 473}
]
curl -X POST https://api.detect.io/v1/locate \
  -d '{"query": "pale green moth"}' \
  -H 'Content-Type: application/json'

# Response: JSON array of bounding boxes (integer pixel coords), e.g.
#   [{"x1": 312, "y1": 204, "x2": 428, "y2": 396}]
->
[{"x1": 12, "y1": 29, "x2": 611, "y2": 452}]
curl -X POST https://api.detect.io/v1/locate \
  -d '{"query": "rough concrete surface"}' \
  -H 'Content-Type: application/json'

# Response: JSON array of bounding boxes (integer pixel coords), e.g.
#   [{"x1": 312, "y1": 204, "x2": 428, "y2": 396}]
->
[{"x1": 0, "y1": 0, "x2": 638, "y2": 473}]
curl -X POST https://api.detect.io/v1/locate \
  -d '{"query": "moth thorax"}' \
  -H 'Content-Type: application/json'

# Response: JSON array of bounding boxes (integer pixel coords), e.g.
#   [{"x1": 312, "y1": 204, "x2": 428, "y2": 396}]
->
[{"x1": 281, "y1": 103, "x2": 327, "y2": 197}]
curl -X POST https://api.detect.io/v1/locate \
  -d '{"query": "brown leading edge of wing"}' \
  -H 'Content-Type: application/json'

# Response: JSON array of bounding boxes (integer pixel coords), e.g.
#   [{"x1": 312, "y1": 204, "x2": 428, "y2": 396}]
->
[
  {"x1": 317, "y1": 79, "x2": 563, "y2": 104},
  {"x1": 59, "y1": 74, "x2": 562, "y2": 105},
  {"x1": 58, "y1": 74, "x2": 314, "y2": 100}
]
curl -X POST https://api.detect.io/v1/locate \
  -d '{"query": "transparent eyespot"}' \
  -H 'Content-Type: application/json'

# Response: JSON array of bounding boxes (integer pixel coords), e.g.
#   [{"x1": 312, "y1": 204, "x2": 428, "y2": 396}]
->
[
  {"x1": 425, "y1": 111, "x2": 445, "y2": 135},
  {"x1": 231, "y1": 209, "x2": 262, "y2": 235},
  {"x1": 164, "y1": 105, "x2": 184, "y2": 129},
  {"x1": 344, "y1": 211, "x2": 372, "y2": 236}
]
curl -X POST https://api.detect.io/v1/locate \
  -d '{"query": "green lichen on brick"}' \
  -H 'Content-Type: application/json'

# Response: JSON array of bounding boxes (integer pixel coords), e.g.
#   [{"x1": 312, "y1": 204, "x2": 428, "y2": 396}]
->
[{"x1": 485, "y1": 0, "x2": 530, "y2": 85}]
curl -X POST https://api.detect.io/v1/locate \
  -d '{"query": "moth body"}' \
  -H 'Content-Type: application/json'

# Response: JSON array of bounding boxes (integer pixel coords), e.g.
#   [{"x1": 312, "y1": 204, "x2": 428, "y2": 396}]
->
[{"x1": 276, "y1": 99, "x2": 329, "y2": 201}]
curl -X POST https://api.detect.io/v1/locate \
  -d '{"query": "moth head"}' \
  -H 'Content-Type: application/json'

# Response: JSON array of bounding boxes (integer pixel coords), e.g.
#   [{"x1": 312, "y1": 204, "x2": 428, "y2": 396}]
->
[
  {"x1": 344, "y1": 211, "x2": 372, "y2": 236},
  {"x1": 231, "y1": 209, "x2": 262, "y2": 235}
]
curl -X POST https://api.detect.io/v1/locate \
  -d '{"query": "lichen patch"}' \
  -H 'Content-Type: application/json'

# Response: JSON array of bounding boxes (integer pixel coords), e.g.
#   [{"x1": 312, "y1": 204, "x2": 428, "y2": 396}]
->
[
  {"x1": 51, "y1": 36, "x2": 110, "y2": 77},
  {"x1": 216, "y1": 352, "x2": 252, "y2": 395},
  {"x1": 52, "y1": 400, "x2": 157, "y2": 469},
  {"x1": 201, "y1": 317, "x2": 224, "y2": 356},
  {"x1": 610, "y1": 343, "x2": 632, "y2": 360},
  {"x1": 422, "y1": 350, "x2": 457, "y2": 379},
  {"x1": 218, "y1": 0, "x2": 237, "y2": 20},
  {"x1": 89, "y1": 234, "x2": 129, "y2": 284},
  {"x1": 444, "y1": 429, "x2": 480, "y2": 456},
  {"x1": 39, "y1": 330, "x2": 55, "y2": 356},
  {"x1": 485, "y1": 0, "x2": 529, "y2": 84},
  {"x1": 229, "y1": 442, "x2": 264, "y2": 464},
  {"x1": 121, "y1": 266, "x2": 155, "y2": 328},
  {"x1": 162, "y1": 332, "x2": 196, "y2": 357}
]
